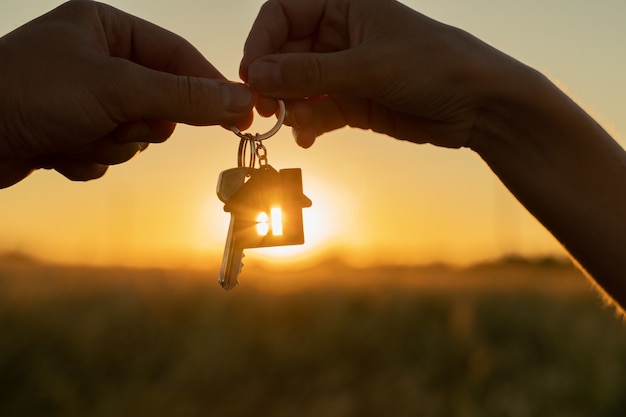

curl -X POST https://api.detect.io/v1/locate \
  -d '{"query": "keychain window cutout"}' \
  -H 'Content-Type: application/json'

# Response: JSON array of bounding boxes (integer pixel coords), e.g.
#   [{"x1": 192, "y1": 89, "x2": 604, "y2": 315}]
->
[
  {"x1": 270, "y1": 207, "x2": 283, "y2": 236},
  {"x1": 255, "y1": 207, "x2": 284, "y2": 237},
  {"x1": 256, "y1": 212, "x2": 270, "y2": 236}
]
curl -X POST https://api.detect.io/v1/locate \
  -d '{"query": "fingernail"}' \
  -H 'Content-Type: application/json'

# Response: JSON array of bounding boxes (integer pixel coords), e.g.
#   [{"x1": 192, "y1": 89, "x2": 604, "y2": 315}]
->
[
  {"x1": 248, "y1": 60, "x2": 281, "y2": 93},
  {"x1": 221, "y1": 83, "x2": 254, "y2": 113}
]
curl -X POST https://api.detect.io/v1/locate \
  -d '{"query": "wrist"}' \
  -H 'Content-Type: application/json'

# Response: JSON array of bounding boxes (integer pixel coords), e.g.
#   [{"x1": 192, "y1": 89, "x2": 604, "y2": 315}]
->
[
  {"x1": 465, "y1": 56, "x2": 562, "y2": 157},
  {"x1": 466, "y1": 55, "x2": 616, "y2": 179}
]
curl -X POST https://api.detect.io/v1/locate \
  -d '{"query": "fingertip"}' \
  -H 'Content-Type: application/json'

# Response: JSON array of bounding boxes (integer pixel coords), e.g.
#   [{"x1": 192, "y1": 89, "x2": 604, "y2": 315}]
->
[
  {"x1": 130, "y1": 120, "x2": 176, "y2": 143},
  {"x1": 256, "y1": 96, "x2": 278, "y2": 117},
  {"x1": 0, "y1": 159, "x2": 35, "y2": 189},
  {"x1": 55, "y1": 162, "x2": 109, "y2": 182},
  {"x1": 221, "y1": 82, "x2": 255, "y2": 115},
  {"x1": 146, "y1": 120, "x2": 176, "y2": 143},
  {"x1": 292, "y1": 127, "x2": 316, "y2": 149},
  {"x1": 223, "y1": 111, "x2": 254, "y2": 132},
  {"x1": 110, "y1": 121, "x2": 176, "y2": 144}
]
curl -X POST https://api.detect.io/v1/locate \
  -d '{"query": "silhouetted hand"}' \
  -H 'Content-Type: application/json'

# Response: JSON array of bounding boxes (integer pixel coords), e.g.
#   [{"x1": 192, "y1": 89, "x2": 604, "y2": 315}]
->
[
  {"x1": 240, "y1": 0, "x2": 516, "y2": 149},
  {"x1": 0, "y1": 0, "x2": 254, "y2": 188},
  {"x1": 242, "y1": 0, "x2": 626, "y2": 311}
]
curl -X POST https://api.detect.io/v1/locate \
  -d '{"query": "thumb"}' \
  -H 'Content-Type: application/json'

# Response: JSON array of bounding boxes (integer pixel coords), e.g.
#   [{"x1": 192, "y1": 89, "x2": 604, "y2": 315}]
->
[
  {"x1": 246, "y1": 50, "x2": 364, "y2": 99},
  {"x1": 116, "y1": 65, "x2": 254, "y2": 126}
]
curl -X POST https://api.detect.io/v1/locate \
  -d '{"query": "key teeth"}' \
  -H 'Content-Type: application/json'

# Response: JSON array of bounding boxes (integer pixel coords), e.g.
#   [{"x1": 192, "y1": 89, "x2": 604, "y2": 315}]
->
[{"x1": 239, "y1": 251, "x2": 245, "y2": 275}]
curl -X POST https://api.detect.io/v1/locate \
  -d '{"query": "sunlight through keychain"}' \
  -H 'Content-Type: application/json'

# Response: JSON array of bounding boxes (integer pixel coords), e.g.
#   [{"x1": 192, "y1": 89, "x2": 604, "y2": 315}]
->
[{"x1": 216, "y1": 100, "x2": 312, "y2": 290}]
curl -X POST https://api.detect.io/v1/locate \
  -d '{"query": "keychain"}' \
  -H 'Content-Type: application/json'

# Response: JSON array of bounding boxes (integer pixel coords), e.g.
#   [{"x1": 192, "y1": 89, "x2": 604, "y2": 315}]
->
[{"x1": 216, "y1": 100, "x2": 312, "y2": 290}]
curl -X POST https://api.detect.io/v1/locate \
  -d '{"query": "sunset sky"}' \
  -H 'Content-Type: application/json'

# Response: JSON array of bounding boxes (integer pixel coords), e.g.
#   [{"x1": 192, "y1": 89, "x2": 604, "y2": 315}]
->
[{"x1": 2, "y1": 0, "x2": 626, "y2": 270}]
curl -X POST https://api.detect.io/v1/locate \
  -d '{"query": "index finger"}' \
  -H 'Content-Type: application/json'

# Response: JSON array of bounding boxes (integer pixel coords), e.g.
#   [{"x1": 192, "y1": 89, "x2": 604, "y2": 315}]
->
[{"x1": 240, "y1": 0, "x2": 332, "y2": 82}]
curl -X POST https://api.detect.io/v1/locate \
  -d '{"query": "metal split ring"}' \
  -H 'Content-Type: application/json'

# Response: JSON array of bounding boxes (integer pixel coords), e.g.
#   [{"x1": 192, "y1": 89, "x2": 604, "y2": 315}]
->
[
  {"x1": 236, "y1": 134, "x2": 271, "y2": 169},
  {"x1": 237, "y1": 134, "x2": 256, "y2": 169},
  {"x1": 230, "y1": 100, "x2": 286, "y2": 141}
]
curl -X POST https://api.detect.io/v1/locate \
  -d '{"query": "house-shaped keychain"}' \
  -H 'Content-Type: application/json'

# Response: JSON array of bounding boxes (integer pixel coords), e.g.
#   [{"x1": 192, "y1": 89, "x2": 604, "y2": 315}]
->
[{"x1": 223, "y1": 165, "x2": 312, "y2": 249}]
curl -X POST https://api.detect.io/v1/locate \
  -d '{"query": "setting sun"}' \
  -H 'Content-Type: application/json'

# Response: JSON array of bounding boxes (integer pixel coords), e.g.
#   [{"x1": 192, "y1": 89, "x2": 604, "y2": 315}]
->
[{"x1": 250, "y1": 184, "x2": 343, "y2": 262}]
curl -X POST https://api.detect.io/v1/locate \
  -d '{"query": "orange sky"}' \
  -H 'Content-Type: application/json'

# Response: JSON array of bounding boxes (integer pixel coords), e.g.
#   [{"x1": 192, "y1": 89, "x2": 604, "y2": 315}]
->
[{"x1": 2, "y1": 1, "x2": 626, "y2": 270}]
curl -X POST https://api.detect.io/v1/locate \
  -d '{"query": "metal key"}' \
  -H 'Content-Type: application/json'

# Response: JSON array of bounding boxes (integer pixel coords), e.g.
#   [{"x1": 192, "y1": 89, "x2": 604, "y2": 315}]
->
[
  {"x1": 216, "y1": 167, "x2": 249, "y2": 203},
  {"x1": 216, "y1": 167, "x2": 250, "y2": 290},
  {"x1": 219, "y1": 216, "x2": 243, "y2": 290}
]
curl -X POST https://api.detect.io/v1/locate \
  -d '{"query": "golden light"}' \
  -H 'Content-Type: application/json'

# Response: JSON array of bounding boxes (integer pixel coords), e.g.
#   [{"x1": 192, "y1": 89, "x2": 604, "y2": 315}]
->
[
  {"x1": 256, "y1": 212, "x2": 269, "y2": 236},
  {"x1": 270, "y1": 207, "x2": 283, "y2": 236},
  {"x1": 210, "y1": 169, "x2": 357, "y2": 270},
  {"x1": 255, "y1": 207, "x2": 284, "y2": 237},
  {"x1": 251, "y1": 181, "x2": 352, "y2": 262}
]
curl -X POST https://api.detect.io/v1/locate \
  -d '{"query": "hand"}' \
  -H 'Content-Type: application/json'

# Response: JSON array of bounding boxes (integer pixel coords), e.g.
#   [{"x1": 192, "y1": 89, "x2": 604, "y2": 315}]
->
[
  {"x1": 240, "y1": 0, "x2": 519, "y2": 149},
  {"x1": 0, "y1": 0, "x2": 254, "y2": 188},
  {"x1": 241, "y1": 0, "x2": 626, "y2": 312}
]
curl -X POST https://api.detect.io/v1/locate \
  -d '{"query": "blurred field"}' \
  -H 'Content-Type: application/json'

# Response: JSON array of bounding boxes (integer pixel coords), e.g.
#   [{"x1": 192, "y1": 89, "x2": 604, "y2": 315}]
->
[{"x1": 1, "y1": 252, "x2": 626, "y2": 417}]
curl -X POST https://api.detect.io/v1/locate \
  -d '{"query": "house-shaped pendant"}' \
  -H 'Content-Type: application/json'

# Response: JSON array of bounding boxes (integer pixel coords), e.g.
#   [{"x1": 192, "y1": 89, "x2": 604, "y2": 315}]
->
[{"x1": 223, "y1": 165, "x2": 312, "y2": 249}]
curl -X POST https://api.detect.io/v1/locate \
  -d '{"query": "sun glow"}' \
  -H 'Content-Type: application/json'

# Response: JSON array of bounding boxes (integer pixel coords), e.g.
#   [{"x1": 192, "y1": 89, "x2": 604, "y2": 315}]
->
[
  {"x1": 270, "y1": 207, "x2": 283, "y2": 236},
  {"x1": 256, "y1": 212, "x2": 270, "y2": 236},
  {"x1": 251, "y1": 186, "x2": 346, "y2": 262},
  {"x1": 197, "y1": 174, "x2": 354, "y2": 268},
  {"x1": 255, "y1": 207, "x2": 284, "y2": 237}
]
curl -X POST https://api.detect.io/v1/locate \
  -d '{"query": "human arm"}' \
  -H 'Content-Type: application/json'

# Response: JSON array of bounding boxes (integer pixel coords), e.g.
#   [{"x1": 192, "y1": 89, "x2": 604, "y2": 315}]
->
[
  {"x1": 0, "y1": 0, "x2": 254, "y2": 188},
  {"x1": 240, "y1": 0, "x2": 626, "y2": 309}
]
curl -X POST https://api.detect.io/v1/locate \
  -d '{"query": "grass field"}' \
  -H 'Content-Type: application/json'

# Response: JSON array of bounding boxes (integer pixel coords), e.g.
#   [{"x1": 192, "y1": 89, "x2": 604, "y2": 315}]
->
[{"x1": 1, "y1": 253, "x2": 626, "y2": 417}]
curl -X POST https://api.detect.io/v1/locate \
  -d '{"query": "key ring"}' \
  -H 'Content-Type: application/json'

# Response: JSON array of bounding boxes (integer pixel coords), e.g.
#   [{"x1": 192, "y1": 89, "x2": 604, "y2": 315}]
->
[
  {"x1": 236, "y1": 134, "x2": 270, "y2": 169},
  {"x1": 230, "y1": 100, "x2": 286, "y2": 141},
  {"x1": 237, "y1": 133, "x2": 256, "y2": 169}
]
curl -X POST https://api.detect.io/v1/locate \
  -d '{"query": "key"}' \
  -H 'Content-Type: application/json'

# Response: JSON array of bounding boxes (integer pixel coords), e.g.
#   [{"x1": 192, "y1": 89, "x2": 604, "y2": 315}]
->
[
  {"x1": 219, "y1": 215, "x2": 243, "y2": 290},
  {"x1": 216, "y1": 167, "x2": 250, "y2": 290},
  {"x1": 216, "y1": 167, "x2": 249, "y2": 203}
]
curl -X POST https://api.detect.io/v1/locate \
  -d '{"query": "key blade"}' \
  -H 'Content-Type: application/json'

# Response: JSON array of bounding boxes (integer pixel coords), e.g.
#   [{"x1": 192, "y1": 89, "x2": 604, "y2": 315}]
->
[
  {"x1": 218, "y1": 256, "x2": 235, "y2": 289},
  {"x1": 219, "y1": 251, "x2": 242, "y2": 289},
  {"x1": 218, "y1": 217, "x2": 244, "y2": 290},
  {"x1": 219, "y1": 250, "x2": 243, "y2": 290},
  {"x1": 219, "y1": 248, "x2": 244, "y2": 290}
]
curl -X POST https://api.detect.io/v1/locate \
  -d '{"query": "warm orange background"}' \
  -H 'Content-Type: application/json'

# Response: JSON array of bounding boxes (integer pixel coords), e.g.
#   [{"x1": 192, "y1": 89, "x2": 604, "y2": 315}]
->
[{"x1": 2, "y1": 1, "x2": 625, "y2": 269}]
